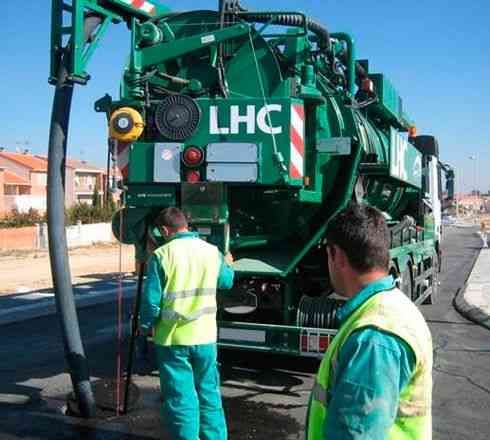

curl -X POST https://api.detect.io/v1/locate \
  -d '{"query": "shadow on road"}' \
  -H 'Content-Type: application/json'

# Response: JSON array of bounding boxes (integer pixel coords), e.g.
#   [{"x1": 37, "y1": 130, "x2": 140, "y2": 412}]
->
[{"x1": 0, "y1": 399, "x2": 160, "y2": 440}]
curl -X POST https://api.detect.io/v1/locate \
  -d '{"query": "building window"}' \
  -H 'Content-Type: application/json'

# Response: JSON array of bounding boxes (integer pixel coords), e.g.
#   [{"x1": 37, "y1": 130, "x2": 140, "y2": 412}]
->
[{"x1": 5, "y1": 185, "x2": 17, "y2": 195}]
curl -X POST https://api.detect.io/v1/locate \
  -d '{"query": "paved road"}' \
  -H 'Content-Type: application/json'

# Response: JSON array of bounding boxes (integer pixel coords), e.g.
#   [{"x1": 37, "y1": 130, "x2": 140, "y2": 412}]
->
[
  {"x1": 0, "y1": 226, "x2": 488, "y2": 439},
  {"x1": 0, "y1": 278, "x2": 136, "y2": 326},
  {"x1": 424, "y1": 227, "x2": 490, "y2": 439}
]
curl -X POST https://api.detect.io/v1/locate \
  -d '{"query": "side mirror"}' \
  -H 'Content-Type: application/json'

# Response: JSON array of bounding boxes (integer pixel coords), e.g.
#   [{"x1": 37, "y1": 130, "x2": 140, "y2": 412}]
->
[{"x1": 446, "y1": 169, "x2": 455, "y2": 200}]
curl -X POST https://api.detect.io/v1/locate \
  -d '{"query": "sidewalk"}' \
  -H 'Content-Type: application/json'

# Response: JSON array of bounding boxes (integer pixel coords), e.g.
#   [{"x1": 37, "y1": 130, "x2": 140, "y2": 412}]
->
[
  {"x1": 454, "y1": 247, "x2": 490, "y2": 329},
  {"x1": 0, "y1": 278, "x2": 136, "y2": 326}
]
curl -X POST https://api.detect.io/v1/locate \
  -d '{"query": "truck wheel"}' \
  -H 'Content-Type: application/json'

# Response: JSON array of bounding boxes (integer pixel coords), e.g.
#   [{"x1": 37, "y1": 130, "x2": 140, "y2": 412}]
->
[
  {"x1": 399, "y1": 264, "x2": 414, "y2": 300},
  {"x1": 423, "y1": 256, "x2": 439, "y2": 305}
]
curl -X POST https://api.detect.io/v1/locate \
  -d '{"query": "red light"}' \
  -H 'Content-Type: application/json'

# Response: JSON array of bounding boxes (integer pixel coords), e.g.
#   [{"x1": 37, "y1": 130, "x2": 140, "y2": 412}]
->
[
  {"x1": 186, "y1": 170, "x2": 201, "y2": 183},
  {"x1": 300, "y1": 334, "x2": 331, "y2": 353},
  {"x1": 183, "y1": 146, "x2": 203, "y2": 167}
]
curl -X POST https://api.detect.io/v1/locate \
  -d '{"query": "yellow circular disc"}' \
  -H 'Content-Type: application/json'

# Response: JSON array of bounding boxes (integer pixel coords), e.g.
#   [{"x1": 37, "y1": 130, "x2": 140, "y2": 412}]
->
[{"x1": 109, "y1": 107, "x2": 144, "y2": 142}]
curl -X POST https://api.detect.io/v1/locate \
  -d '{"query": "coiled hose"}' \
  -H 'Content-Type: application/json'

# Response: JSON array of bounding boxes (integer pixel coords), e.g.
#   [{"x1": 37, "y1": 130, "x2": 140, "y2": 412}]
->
[
  {"x1": 222, "y1": 1, "x2": 330, "y2": 51},
  {"x1": 242, "y1": 12, "x2": 331, "y2": 52},
  {"x1": 297, "y1": 296, "x2": 344, "y2": 329}
]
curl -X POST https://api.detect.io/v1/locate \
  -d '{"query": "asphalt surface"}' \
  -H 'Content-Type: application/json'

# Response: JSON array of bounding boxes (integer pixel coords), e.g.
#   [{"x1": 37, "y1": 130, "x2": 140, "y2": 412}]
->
[
  {"x1": 0, "y1": 226, "x2": 489, "y2": 439},
  {"x1": 0, "y1": 278, "x2": 136, "y2": 326},
  {"x1": 423, "y1": 227, "x2": 490, "y2": 439}
]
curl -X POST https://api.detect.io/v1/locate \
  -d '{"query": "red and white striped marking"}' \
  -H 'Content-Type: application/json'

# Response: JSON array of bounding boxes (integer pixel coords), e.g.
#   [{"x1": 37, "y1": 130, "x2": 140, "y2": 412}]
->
[
  {"x1": 290, "y1": 104, "x2": 305, "y2": 180},
  {"x1": 116, "y1": 141, "x2": 131, "y2": 178},
  {"x1": 119, "y1": 0, "x2": 156, "y2": 15}
]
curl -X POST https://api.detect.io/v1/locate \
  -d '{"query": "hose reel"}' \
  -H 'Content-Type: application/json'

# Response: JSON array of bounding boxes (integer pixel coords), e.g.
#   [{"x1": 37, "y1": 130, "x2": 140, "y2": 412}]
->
[{"x1": 297, "y1": 295, "x2": 344, "y2": 329}]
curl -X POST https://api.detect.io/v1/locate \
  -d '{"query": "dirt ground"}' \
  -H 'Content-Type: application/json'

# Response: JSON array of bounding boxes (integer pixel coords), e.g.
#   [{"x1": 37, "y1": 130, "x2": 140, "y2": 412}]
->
[{"x1": 0, "y1": 242, "x2": 135, "y2": 295}]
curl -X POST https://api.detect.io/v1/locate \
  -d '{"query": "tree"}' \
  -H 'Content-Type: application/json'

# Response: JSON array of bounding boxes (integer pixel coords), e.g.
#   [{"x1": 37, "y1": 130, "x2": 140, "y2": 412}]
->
[{"x1": 91, "y1": 183, "x2": 101, "y2": 208}]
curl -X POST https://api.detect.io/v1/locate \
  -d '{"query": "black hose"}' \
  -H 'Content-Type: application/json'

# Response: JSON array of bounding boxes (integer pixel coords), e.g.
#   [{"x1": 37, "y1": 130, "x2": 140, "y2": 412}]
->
[
  {"x1": 47, "y1": 14, "x2": 102, "y2": 419},
  {"x1": 297, "y1": 296, "x2": 343, "y2": 329},
  {"x1": 241, "y1": 12, "x2": 331, "y2": 52}
]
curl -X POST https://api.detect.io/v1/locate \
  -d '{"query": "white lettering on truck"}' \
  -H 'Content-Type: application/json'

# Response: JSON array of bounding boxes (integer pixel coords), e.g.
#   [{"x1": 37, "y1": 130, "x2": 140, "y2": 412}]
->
[{"x1": 209, "y1": 104, "x2": 283, "y2": 135}]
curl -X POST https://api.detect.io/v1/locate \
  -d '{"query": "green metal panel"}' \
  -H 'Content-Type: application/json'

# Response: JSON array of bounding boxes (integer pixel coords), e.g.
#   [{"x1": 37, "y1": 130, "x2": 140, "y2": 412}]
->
[
  {"x1": 127, "y1": 98, "x2": 302, "y2": 186},
  {"x1": 128, "y1": 142, "x2": 155, "y2": 182},
  {"x1": 125, "y1": 184, "x2": 176, "y2": 207},
  {"x1": 139, "y1": 24, "x2": 250, "y2": 69},
  {"x1": 368, "y1": 73, "x2": 409, "y2": 129},
  {"x1": 389, "y1": 128, "x2": 422, "y2": 188}
]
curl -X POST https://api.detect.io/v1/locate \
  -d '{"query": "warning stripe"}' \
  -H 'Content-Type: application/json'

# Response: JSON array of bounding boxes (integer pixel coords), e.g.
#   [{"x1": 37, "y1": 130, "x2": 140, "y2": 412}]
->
[
  {"x1": 290, "y1": 104, "x2": 305, "y2": 180},
  {"x1": 119, "y1": 0, "x2": 156, "y2": 15},
  {"x1": 116, "y1": 141, "x2": 131, "y2": 178}
]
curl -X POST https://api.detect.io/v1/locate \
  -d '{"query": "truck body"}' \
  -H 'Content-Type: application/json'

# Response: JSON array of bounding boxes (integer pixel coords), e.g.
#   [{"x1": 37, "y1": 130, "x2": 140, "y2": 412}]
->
[{"x1": 51, "y1": 0, "x2": 454, "y2": 358}]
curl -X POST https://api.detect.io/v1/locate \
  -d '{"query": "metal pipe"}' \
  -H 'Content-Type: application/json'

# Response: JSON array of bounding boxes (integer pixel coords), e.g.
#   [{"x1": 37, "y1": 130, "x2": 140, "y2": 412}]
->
[
  {"x1": 331, "y1": 32, "x2": 356, "y2": 96},
  {"x1": 123, "y1": 258, "x2": 147, "y2": 414},
  {"x1": 47, "y1": 14, "x2": 102, "y2": 419}
]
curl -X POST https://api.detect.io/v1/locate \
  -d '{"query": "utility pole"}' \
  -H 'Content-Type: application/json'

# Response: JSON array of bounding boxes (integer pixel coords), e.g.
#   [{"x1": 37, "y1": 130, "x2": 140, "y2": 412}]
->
[{"x1": 469, "y1": 155, "x2": 478, "y2": 220}]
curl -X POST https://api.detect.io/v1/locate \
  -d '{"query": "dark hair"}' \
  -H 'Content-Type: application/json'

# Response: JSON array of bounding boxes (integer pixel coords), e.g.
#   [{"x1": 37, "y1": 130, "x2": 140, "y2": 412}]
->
[
  {"x1": 326, "y1": 203, "x2": 390, "y2": 273},
  {"x1": 155, "y1": 207, "x2": 188, "y2": 229}
]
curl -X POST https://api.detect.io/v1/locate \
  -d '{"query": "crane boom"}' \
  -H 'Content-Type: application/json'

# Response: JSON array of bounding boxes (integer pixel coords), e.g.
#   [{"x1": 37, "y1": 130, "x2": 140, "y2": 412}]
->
[{"x1": 49, "y1": 0, "x2": 171, "y2": 84}]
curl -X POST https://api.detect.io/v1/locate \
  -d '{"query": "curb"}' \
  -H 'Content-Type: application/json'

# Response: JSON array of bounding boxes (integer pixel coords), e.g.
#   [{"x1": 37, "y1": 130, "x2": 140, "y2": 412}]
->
[
  {"x1": 453, "y1": 248, "x2": 490, "y2": 330},
  {"x1": 454, "y1": 284, "x2": 490, "y2": 330},
  {"x1": 0, "y1": 285, "x2": 136, "y2": 326}
]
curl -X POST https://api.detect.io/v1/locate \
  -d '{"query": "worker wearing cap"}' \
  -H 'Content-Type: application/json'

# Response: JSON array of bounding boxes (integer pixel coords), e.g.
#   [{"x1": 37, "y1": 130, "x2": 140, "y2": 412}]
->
[
  {"x1": 306, "y1": 203, "x2": 433, "y2": 439},
  {"x1": 140, "y1": 207, "x2": 234, "y2": 440}
]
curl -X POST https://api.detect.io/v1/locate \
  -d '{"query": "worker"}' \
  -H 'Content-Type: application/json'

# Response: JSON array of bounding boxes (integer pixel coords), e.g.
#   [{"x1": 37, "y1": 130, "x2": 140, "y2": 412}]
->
[
  {"x1": 139, "y1": 207, "x2": 234, "y2": 440},
  {"x1": 480, "y1": 220, "x2": 488, "y2": 248},
  {"x1": 306, "y1": 203, "x2": 433, "y2": 439}
]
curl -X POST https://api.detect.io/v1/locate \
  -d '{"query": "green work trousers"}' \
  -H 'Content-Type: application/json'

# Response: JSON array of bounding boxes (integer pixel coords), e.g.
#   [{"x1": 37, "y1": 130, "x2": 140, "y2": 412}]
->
[{"x1": 156, "y1": 343, "x2": 227, "y2": 440}]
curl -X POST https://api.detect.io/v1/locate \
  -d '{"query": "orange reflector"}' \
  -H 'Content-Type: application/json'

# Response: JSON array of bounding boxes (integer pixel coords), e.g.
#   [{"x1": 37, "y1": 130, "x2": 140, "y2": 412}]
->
[
  {"x1": 408, "y1": 126, "x2": 417, "y2": 138},
  {"x1": 361, "y1": 78, "x2": 374, "y2": 93}
]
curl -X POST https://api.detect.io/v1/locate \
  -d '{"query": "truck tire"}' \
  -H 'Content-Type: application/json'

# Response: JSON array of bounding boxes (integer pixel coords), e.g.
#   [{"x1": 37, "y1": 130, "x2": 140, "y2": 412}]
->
[
  {"x1": 399, "y1": 264, "x2": 414, "y2": 300},
  {"x1": 423, "y1": 256, "x2": 439, "y2": 305}
]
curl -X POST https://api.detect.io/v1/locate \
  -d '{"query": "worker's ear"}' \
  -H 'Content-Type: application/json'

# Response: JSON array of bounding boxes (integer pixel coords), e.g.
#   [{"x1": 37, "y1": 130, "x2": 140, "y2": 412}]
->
[
  {"x1": 332, "y1": 244, "x2": 348, "y2": 269},
  {"x1": 160, "y1": 226, "x2": 170, "y2": 240}
]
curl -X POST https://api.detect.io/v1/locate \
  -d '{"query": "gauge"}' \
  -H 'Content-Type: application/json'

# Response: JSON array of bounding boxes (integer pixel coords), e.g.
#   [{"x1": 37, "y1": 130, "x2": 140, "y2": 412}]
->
[{"x1": 154, "y1": 95, "x2": 201, "y2": 141}]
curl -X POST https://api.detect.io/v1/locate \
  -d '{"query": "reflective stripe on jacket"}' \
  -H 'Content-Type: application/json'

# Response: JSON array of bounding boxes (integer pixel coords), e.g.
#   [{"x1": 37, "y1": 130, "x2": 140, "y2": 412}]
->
[
  {"x1": 307, "y1": 287, "x2": 433, "y2": 439},
  {"x1": 152, "y1": 236, "x2": 221, "y2": 346}
]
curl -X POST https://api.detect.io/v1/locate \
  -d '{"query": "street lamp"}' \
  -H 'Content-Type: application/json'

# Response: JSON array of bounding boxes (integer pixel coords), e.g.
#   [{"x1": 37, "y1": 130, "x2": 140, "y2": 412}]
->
[
  {"x1": 469, "y1": 155, "x2": 479, "y2": 216},
  {"x1": 469, "y1": 155, "x2": 477, "y2": 194}
]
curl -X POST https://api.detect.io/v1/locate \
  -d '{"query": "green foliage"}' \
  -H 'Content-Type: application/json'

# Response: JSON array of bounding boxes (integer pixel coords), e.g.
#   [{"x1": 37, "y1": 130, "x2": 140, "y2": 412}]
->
[
  {"x1": 91, "y1": 184, "x2": 101, "y2": 208},
  {"x1": 0, "y1": 201, "x2": 118, "y2": 229},
  {"x1": 65, "y1": 201, "x2": 115, "y2": 225},
  {"x1": 0, "y1": 208, "x2": 45, "y2": 228}
]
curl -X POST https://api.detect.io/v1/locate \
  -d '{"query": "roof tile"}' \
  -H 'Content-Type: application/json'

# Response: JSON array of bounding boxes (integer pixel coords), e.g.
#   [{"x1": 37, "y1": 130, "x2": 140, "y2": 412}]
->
[
  {"x1": 0, "y1": 152, "x2": 48, "y2": 171},
  {"x1": 3, "y1": 170, "x2": 31, "y2": 186}
]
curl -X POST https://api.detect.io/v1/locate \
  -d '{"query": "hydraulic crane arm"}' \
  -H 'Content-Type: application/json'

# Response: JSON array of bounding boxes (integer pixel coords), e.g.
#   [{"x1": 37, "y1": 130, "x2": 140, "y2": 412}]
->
[{"x1": 50, "y1": 0, "x2": 171, "y2": 85}]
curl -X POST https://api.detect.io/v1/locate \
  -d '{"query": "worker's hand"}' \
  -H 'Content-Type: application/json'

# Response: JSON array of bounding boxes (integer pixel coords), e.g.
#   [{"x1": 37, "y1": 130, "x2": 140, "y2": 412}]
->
[{"x1": 224, "y1": 252, "x2": 234, "y2": 266}]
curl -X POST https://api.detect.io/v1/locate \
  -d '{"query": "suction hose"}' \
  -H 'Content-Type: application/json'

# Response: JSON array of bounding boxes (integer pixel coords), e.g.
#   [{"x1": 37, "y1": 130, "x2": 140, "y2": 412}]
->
[
  {"x1": 241, "y1": 12, "x2": 331, "y2": 52},
  {"x1": 47, "y1": 14, "x2": 102, "y2": 419}
]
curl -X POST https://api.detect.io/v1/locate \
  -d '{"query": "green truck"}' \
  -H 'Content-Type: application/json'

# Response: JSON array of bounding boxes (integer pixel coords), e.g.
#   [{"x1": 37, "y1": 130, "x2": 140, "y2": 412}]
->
[{"x1": 51, "y1": 0, "x2": 454, "y2": 360}]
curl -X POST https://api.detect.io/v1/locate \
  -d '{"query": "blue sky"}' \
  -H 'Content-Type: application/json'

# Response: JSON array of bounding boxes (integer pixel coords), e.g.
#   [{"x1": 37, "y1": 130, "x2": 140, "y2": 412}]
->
[{"x1": 3, "y1": 0, "x2": 490, "y2": 192}]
